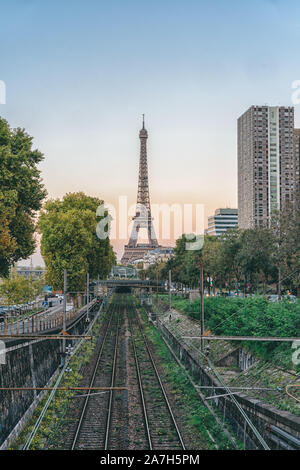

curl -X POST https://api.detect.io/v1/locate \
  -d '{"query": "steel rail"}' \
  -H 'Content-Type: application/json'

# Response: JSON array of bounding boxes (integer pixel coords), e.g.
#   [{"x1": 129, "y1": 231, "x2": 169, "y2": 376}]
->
[
  {"x1": 71, "y1": 309, "x2": 114, "y2": 449},
  {"x1": 156, "y1": 320, "x2": 238, "y2": 449},
  {"x1": 182, "y1": 335, "x2": 300, "y2": 342},
  {"x1": 133, "y1": 304, "x2": 186, "y2": 450},
  {"x1": 0, "y1": 334, "x2": 92, "y2": 340},
  {"x1": 104, "y1": 309, "x2": 121, "y2": 449},
  {"x1": 127, "y1": 301, "x2": 152, "y2": 450},
  {"x1": 22, "y1": 300, "x2": 105, "y2": 450},
  {"x1": 186, "y1": 338, "x2": 270, "y2": 450},
  {"x1": 0, "y1": 387, "x2": 126, "y2": 392}
]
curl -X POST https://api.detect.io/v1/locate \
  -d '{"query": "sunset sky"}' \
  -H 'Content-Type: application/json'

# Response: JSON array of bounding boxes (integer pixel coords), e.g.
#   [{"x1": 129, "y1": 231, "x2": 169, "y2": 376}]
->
[{"x1": 1, "y1": 0, "x2": 300, "y2": 262}]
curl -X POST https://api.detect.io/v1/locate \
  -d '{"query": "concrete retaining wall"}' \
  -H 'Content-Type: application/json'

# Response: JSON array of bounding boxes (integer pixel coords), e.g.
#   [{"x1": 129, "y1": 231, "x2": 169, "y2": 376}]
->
[
  {"x1": 238, "y1": 348, "x2": 257, "y2": 371},
  {"x1": 156, "y1": 320, "x2": 300, "y2": 450},
  {"x1": 0, "y1": 302, "x2": 97, "y2": 448}
]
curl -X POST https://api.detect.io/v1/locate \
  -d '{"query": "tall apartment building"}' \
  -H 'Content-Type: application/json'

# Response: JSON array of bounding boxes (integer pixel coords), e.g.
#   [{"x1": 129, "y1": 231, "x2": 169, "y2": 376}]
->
[
  {"x1": 238, "y1": 105, "x2": 295, "y2": 229},
  {"x1": 294, "y1": 129, "x2": 300, "y2": 193},
  {"x1": 206, "y1": 208, "x2": 238, "y2": 237}
]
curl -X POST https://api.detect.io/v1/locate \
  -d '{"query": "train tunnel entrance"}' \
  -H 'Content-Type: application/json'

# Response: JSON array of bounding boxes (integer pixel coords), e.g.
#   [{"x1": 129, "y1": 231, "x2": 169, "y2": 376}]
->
[{"x1": 115, "y1": 286, "x2": 132, "y2": 293}]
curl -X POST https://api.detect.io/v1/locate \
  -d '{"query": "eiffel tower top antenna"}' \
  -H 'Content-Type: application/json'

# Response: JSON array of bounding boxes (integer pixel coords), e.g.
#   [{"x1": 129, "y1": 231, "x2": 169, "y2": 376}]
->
[{"x1": 142, "y1": 113, "x2": 145, "y2": 129}]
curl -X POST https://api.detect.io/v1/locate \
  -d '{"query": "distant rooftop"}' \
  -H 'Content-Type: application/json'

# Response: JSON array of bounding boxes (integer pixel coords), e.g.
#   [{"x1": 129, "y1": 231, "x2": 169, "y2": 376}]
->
[{"x1": 214, "y1": 208, "x2": 238, "y2": 216}]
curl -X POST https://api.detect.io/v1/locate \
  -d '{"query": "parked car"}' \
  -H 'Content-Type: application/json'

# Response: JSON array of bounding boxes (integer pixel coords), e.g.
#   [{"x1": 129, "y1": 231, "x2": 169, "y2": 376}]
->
[{"x1": 0, "y1": 306, "x2": 10, "y2": 321}]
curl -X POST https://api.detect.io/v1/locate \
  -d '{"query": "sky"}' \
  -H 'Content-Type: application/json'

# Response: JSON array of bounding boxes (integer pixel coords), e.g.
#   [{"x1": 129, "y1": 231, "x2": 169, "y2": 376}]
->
[{"x1": 1, "y1": 0, "x2": 300, "y2": 262}]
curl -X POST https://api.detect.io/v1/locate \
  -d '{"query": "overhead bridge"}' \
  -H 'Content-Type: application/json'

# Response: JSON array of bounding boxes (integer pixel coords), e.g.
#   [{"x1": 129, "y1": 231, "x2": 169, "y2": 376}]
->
[{"x1": 99, "y1": 279, "x2": 164, "y2": 290}]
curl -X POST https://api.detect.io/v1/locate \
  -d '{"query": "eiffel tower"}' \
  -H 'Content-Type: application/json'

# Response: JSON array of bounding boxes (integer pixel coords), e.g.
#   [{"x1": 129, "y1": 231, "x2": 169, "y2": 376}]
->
[{"x1": 121, "y1": 116, "x2": 159, "y2": 265}]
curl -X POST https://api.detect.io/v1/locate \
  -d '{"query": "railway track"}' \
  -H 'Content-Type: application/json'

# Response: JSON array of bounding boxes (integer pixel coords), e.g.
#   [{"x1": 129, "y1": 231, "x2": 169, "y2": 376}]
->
[
  {"x1": 127, "y1": 296, "x2": 185, "y2": 450},
  {"x1": 67, "y1": 296, "x2": 128, "y2": 450},
  {"x1": 57, "y1": 294, "x2": 185, "y2": 450}
]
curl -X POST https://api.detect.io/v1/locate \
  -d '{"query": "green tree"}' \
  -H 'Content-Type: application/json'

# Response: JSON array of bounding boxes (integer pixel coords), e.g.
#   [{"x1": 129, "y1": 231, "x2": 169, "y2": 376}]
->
[
  {"x1": 219, "y1": 228, "x2": 243, "y2": 290},
  {"x1": 202, "y1": 235, "x2": 222, "y2": 293},
  {"x1": 272, "y1": 195, "x2": 300, "y2": 296},
  {"x1": 0, "y1": 274, "x2": 41, "y2": 308},
  {"x1": 0, "y1": 118, "x2": 46, "y2": 276},
  {"x1": 237, "y1": 228, "x2": 276, "y2": 294},
  {"x1": 0, "y1": 199, "x2": 16, "y2": 270},
  {"x1": 161, "y1": 234, "x2": 203, "y2": 287},
  {"x1": 38, "y1": 192, "x2": 116, "y2": 293},
  {"x1": 144, "y1": 261, "x2": 167, "y2": 281}
]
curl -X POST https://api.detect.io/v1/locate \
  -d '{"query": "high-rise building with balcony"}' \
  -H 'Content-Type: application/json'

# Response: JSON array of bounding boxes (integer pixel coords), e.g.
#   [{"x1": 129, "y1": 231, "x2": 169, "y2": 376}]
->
[
  {"x1": 294, "y1": 129, "x2": 300, "y2": 194},
  {"x1": 238, "y1": 105, "x2": 295, "y2": 229}
]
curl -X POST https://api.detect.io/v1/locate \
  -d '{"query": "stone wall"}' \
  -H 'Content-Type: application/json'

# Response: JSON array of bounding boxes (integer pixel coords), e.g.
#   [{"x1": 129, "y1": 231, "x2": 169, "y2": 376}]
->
[
  {"x1": 156, "y1": 319, "x2": 300, "y2": 450},
  {"x1": 238, "y1": 348, "x2": 257, "y2": 371},
  {"x1": 0, "y1": 302, "x2": 97, "y2": 448}
]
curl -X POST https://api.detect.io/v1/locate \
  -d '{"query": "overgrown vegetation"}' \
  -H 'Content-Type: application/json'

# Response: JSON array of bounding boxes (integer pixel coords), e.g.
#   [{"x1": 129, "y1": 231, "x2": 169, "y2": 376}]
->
[
  {"x1": 134, "y1": 298, "x2": 240, "y2": 449},
  {"x1": 159, "y1": 294, "x2": 300, "y2": 371},
  {"x1": 10, "y1": 308, "x2": 106, "y2": 450}
]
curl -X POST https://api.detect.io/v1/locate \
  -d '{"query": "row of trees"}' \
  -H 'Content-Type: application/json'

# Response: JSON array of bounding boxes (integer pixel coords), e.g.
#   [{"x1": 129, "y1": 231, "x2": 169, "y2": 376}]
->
[{"x1": 144, "y1": 197, "x2": 300, "y2": 296}]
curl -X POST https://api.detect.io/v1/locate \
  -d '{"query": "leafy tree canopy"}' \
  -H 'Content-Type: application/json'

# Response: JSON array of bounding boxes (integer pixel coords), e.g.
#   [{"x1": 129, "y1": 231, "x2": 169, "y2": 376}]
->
[
  {"x1": 38, "y1": 192, "x2": 116, "y2": 291},
  {"x1": 0, "y1": 117, "x2": 46, "y2": 276},
  {"x1": 0, "y1": 273, "x2": 44, "y2": 306},
  {"x1": 144, "y1": 222, "x2": 299, "y2": 295}
]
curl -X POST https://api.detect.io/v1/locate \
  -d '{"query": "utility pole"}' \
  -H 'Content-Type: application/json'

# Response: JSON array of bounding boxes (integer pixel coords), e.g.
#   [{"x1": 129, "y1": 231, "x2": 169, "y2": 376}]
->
[
  {"x1": 63, "y1": 269, "x2": 67, "y2": 355},
  {"x1": 169, "y1": 270, "x2": 172, "y2": 311},
  {"x1": 86, "y1": 272, "x2": 90, "y2": 322},
  {"x1": 200, "y1": 261, "x2": 204, "y2": 352}
]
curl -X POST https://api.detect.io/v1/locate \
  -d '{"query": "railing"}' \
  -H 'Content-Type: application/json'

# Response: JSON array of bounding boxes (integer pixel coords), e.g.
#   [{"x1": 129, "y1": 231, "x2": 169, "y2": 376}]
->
[{"x1": 0, "y1": 300, "x2": 96, "y2": 336}]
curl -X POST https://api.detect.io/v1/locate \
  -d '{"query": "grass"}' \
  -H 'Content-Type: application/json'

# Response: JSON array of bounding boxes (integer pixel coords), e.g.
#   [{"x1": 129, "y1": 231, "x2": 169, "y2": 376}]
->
[
  {"x1": 10, "y1": 305, "x2": 108, "y2": 450},
  {"x1": 134, "y1": 297, "x2": 240, "y2": 450},
  {"x1": 158, "y1": 294, "x2": 300, "y2": 371}
]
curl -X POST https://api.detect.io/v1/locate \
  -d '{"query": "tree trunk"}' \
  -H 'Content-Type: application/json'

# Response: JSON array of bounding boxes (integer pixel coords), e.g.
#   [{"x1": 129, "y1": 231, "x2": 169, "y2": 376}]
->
[{"x1": 277, "y1": 266, "x2": 282, "y2": 300}]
